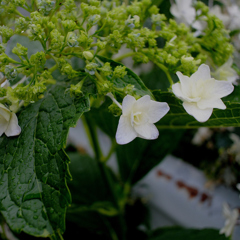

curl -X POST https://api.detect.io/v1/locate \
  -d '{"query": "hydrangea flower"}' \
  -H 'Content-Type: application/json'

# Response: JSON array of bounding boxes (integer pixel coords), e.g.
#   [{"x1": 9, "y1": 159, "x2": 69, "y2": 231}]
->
[
  {"x1": 212, "y1": 58, "x2": 239, "y2": 85},
  {"x1": 0, "y1": 103, "x2": 21, "y2": 137},
  {"x1": 220, "y1": 203, "x2": 239, "y2": 237},
  {"x1": 115, "y1": 95, "x2": 169, "y2": 145},
  {"x1": 172, "y1": 64, "x2": 234, "y2": 122},
  {"x1": 170, "y1": 0, "x2": 196, "y2": 26}
]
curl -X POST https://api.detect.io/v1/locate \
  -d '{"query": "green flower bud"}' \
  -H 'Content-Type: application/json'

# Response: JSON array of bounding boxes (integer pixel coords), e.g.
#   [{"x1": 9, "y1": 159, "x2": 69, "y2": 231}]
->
[
  {"x1": 0, "y1": 44, "x2": 6, "y2": 54},
  {"x1": 47, "y1": 21, "x2": 55, "y2": 30},
  {"x1": 98, "y1": 62, "x2": 112, "y2": 76},
  {"x1": 29, "y1": 51, "x2": 46, "y2": 66},
  {"x1": 148, "y1": 5, "x2": 159, "y2": 15},
  {"x1": 0, "y1": 87, "x2": 7, "y2": 98},
  {"x1": 50, "y1": 29, "x2": 64, "y2": 49},
  {"x1": 88, "y1": 14, "x2": 101, "y2": 26},
  {"x1": 5, "y1": 65, "x2": 18, "y2": 81},
  {"x1": 0, "y1": 26, "x2": 14, "y2": 43},
  {"x1": 62, "y1": 19, "x2": 77, "y2": 31},
  {"x1": 113, "y1": 66, "x2": 127, "y2": 79},
  {"x1": 108, "y1": 103, "x2": 122, "y2": 117},
  {"x1": 37, "y1": 0, "x2": 55, "y2": 15},
  {"x1": 89, "y1": 0, "x2": 100, "y2": 7},
  {"x1": 29, "y1": 24, "x2": 45, "y2": 41},
  {"x1": 67, "y1": 32, "x2": 78, "y2": 47},
  {"x1": 15, "y1": 17, "x2": 29, "y2": 33},
  {"x1": 85, "y1": 62, "x2": 99, "y2": 75},
  {"x1": 83, "y1": 51, "x2": 94, "y2": 60},
  {"x1": 12, "y1": 43, "x2": 28, "y2": 57}
]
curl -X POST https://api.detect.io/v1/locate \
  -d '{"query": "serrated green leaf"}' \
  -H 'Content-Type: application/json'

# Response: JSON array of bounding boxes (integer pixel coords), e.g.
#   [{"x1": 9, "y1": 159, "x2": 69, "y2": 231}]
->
[
  {"x1": 0, "y1": 83, "x2": 90, "y2": 239},
  {"x1": 149, "y1": 227, "x2": 230, "y2": 240},
  {"x1": 154, "y1": 86, "x2": 240, "y2": 129},
  {"x1": 96, "y1": 55, "x2": 154, "y2": 98}
]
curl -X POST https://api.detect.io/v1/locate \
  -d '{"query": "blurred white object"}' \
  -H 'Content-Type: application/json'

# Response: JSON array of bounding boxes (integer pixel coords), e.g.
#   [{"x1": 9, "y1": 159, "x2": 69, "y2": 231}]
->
[
  {"x1": 192, "y1": 127, "x2": 213, "y2": 145},
  {"x1": 133, "y1": 155, "x2": 240, "y2": 239},
  {"x1": 220, "y1": 203, "x2": 239, "y2": 237}
]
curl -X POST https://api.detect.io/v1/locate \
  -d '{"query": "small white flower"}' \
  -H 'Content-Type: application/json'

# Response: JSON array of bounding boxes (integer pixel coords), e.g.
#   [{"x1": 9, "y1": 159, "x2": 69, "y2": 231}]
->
[
  {"x1": 227, "y1": 5, "x2": 240, "y2": 31},
  {"x1": 192, "y1": 127, "x2": 213, "y2": 145},
  {"x1": 172, "y1": 64, "x2": 234, "y2": 122},
  {"x1": 212, "y1": 58, "x2": 239, "y2": 85},
  {"x1": 116, "y1": 95, "x2": 169, "y2": 145},
  {"x1": 220, "y1": 203, "x2": 239, "y2": 237},
  {"x1": 0, "y1": 103, "x2": 21, "y2": 137},
  {"x1": 170, "y1": 0, "x2": 196, "y2": 26},
  {"x1": 209, "y1": 5, "x2": 230, "y2": 27}
]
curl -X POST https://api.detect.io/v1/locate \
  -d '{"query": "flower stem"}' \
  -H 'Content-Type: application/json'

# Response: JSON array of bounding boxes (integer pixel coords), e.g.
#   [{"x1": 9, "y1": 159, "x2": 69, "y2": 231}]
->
[
  {"x1": 106, "y1": 92, "x2": 122, "y2": 110},
  {"x1": 155, "y1": 62, "x2": 174, "y2": 86},
  {"x1": 113, "y1": 51, "x2": 136, "y2": 62},
  {"x1": 101, "y1": 140, "x2": 117, "y2": 163}
]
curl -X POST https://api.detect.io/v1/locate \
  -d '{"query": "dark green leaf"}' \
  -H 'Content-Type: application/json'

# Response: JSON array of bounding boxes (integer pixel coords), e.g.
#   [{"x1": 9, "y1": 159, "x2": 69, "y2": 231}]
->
[
  {"x1": 96, "y1": 55, "x2": 154, "y2": 98},
  {"x1": 0, "y1": 83, "x2": 90, "y2": 239},
  {"x1": 66, "y1": 152, "x2": 121, "y2": 240},
  {"x1": 116, "y1": 129, "x2": 184, "y2": 184},
  {"x1": 149, "y1": 227, "x2": 230, "y2": 240},
  {"x1": 154, "y1": 86, "x2": 240, "y2": 129}
]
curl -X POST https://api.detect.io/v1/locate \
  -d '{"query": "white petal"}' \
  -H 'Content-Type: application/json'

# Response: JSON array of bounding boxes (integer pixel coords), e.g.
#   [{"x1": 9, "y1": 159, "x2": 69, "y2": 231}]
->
[
  {"x1": 134, "y1": 95, "x2": 151, "y2": 112},
  {"x1": 0, "y1": 104, "x2": 11, "y2": 121},
  {"x1": 170, "y1": 5, "x2": 181, "y2": 18},
  {"x1": 134, "y1": 123, "x2": 159, "y2": 140},
  {"x1": 116, "y1": 115, "x2": 137, "y2": 145},
  {"x1": 0, "y1": 117, "x2": 9, "y2": 137},
  {"x1": 147, "y1": 101, "x2": 170, "y2": 123},
  {"x1": 122, "y1": 95, "x2": 136, "y2": 116},
  {"x1": 213, "y1": 80, "x2": 234, "y2": 98},
  {"x1": 5, "y1": 113, "x2": 21, "y2": 137},
  {"x1": 197, "y1": 98, "x2": 226, "y2": 110},
  {"x1": 176, "y1": 72, "x2": 192, "y2": 97},
  {"x1": 183, "y1": 102, "x2": 213, "y2": 122},
  {"x1": 191, "y1": 64, "x2": 211, "y2": 82},
  {"x1": 172, "y1": 82, "x2": 185, "y2": 99}
]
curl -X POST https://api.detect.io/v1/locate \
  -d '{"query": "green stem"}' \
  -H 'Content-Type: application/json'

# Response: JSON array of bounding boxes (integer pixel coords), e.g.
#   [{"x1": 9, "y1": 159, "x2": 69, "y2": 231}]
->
[
  {"x1": 101, "y1": 140, "x2": 117, "y2": 163},
  {"x1": 113, "y1": 51, "x2": 136, "y2": 62},
  {"x1": 0, "y1": 222, "x2": 7, "y2": 240},
  {"x1": 82, "y1": 115, "x2": 103, "y2": 161},
  {"x1": 14, "y1": 10, "x2": 25, "y2": 17},
  {"x1": 49, "y1": 64, "x2": 58, "y2": 73},
  {"x1": 95, "y1": 70, "x2": 105, "y2": 83},
  {"x1": 155, "y1": 62, "x2": 174, "y2": 86},
  {"x1": 82, "y1": 114, "x2": 127, "y2": 240}
]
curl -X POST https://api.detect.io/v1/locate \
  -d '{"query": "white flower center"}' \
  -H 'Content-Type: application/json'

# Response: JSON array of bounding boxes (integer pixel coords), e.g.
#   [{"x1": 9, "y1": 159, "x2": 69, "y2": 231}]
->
[
  {"x1": 131, "y1": 111, "x2": 149, "y2": 126},
  {"x1": 187, "y1": 78, "x2": 214, "y2": 101}
]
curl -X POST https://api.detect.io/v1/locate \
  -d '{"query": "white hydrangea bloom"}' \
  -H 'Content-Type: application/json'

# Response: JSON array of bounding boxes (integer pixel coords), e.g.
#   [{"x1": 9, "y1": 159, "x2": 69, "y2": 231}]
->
[
  {"x1": 170, "y1": 0, "x2": 196, "y2": 26},
  {"x1": 220, "y1": 203, "x2": 239, "y2": 237},
  {"x1": 172, "y1": 64, "x2": 234, "y2": 122},
  {"x1": 227, "y1": 5, "x2": 240, "y2": 31},
  {"x1": 192, "y1": 127, "x2": 213, "y2": 145},
  {"x1": 209, "y1": 5, "x2": 230, "y2": 27},
  {"x1": 0, "y1": 103, "x2": 21, "y2": 137},
  {"x1": 212, "y1": 58, "x2": 239, "y2": 85},
  {"x1": 116, "y1": 95, "x2": 169, "y2": 145}
]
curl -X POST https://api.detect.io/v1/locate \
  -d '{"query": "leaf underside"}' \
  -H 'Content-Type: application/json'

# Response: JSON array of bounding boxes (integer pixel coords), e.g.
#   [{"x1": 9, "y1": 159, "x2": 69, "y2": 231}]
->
[{"x1": 0, "y1": 84, "x2": 90, "y2": 239}]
